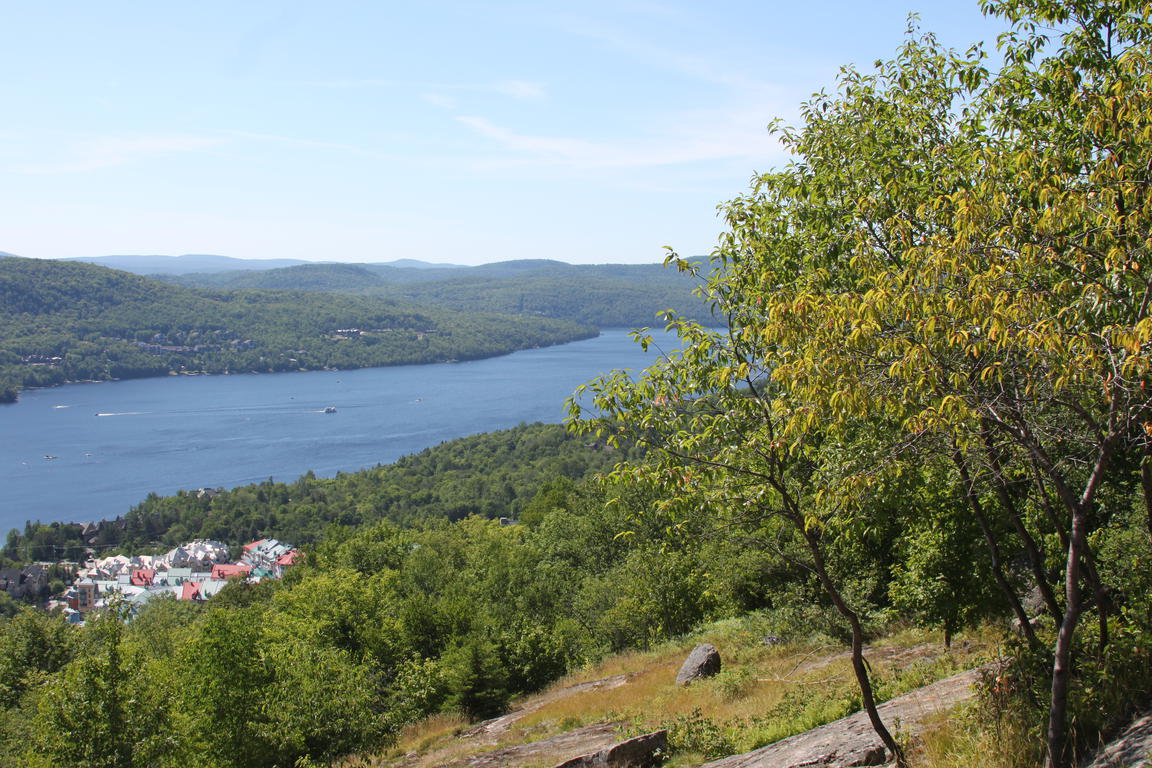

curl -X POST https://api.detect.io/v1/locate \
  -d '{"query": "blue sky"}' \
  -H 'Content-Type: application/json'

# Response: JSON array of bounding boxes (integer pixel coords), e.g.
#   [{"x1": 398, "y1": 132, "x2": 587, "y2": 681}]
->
[{"x1": 1, "y1": 1, "x2": 1008, "y2": 266}]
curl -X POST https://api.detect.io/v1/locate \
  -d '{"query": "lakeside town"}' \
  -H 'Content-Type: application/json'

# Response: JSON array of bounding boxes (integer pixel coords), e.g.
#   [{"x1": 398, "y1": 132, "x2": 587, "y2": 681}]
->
[{"x1": 3, "y1": 537, "x2": 298, "y2": 623}]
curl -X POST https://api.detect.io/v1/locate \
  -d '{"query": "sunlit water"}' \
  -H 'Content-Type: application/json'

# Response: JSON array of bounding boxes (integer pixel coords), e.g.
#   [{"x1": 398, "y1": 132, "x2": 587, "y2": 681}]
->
[{"x1": 0, "y1": 329, "x2": 673, "y2": 531}]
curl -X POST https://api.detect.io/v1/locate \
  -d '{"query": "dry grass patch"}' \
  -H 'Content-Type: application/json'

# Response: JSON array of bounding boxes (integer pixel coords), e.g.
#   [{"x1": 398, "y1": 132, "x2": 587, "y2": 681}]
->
[
  {"x1": 507, "y1": 620, "x2": 999, "y2": 759},
  {"x1": 354, "y1": 619, "x2": 1003, "y2": 768},
  {"x1": 396, "y1": 711, "x2": 471, "y2": 754},
  {"x1": 352, "y1": 711, "x2": 472, "y2": 767},
  {"x1": 908, "y1": 703, "x2": 1042, "y2": 768}
]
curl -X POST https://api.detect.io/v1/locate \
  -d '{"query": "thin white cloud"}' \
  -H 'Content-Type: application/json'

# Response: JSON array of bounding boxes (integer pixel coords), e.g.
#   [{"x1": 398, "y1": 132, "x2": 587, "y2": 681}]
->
[
  {"x1": 490, "y1": 80, "x2": 547, "y2": 100},
  {"x1": 222, "y1": 129, "x2": 374, "y2": 154},
  {"x1": 312, "y1": 78, "x2": 547, "y2": 101},
  {"x1": 454, "y1": 113, "x2": 782, "y2": 168},
  {"x1": 420, "y1": 92, "x2": 457, "y2": 109},
  {"x1": 15, "y1": 135, "x2": 222, "y2": 175},
  {"x1": 546, "y1": 13, "x2": 765, "y2": 91}
]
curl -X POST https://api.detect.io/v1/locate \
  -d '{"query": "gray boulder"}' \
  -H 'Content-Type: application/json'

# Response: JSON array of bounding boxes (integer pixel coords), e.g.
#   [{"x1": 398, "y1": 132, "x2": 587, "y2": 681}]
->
[
  {"x1": 1023, "y1": 585, "x2": 1048, "y2": 615},
  {"x1": 675, "y1": 643, "x2": 721, "y2": 686},
  {"x1": 553, "y1": 729, "x2": 668, "y2": 768}
]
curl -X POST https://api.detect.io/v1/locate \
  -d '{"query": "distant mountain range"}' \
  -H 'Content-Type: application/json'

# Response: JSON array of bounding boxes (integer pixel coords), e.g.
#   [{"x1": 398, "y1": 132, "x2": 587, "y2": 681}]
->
[
  {"x1": 155, "y1": 258, "x2": 716, "y2": 328},
  {"x1": 5, "y1": 252, "x2": 714, "y2": 328},
  {"x1": 0, "y1": 256, "x2": 592, "y2": 402},
  {"x1": 53, "y1": 254, "x2": 463, "y2": 275}
]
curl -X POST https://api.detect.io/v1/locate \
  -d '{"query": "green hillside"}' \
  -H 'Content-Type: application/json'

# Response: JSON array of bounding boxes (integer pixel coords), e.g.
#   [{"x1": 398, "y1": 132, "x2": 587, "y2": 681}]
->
[
  {"x1": 161, "y1": 259, "x2": 717, "y2": 328},
  {"x1": 162, "y1": 262, "x2": 398, "y2": 291},
  {"x1": 0, "y1": 257, "x2": 595, "y2": 402}
]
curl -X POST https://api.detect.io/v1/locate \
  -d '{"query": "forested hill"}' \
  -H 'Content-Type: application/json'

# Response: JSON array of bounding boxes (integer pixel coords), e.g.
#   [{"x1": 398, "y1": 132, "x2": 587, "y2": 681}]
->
[
  {"x1": 0, "y1": 257, "x2": 595, "y2": 402},
  {"x1": 160, "y1": 259, "x2": 717, "y2": 328}
]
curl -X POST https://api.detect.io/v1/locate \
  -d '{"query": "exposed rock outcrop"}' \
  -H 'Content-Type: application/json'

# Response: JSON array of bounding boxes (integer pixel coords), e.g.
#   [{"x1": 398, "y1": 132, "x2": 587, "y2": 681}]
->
[
  {"x1": 676, "y1": 643, "x2": 721, "y2": 686},
  {"x1": 462, "y1": 675, "x2": 629, "y2": 741},
  {"x1": 1082, "y1": 711, "x2": 1152, "y2": 768},
  {"x1": 701, "y1": 667, "x2": 983, "y2": 768},
  {"x1": 462, "y1": 723, "x2": 623, "y2": 768},
  {"x1": 552, "y1": 729, "x2": 668, "y2": 768}
]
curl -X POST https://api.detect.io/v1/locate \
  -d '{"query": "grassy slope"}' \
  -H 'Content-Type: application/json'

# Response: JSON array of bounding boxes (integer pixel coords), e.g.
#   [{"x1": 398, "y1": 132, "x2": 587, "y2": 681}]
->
[{"x1": 347, "y1": 619, "x2": 1001, "y2": 768}]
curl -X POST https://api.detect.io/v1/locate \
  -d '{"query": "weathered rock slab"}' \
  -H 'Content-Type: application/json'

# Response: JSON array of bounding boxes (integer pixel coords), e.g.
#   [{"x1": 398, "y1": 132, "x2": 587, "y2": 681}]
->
[
  {"x1": 1083, "y1": 711, "x2": 1152, "y2": 768},
  {"x1": 462, "y1": 675, "x2": 629, "y2": 741},
  {"x1": 463, "y1": 723, "x2": 622, "y2": 768},
  {"x1": 676, "y1": 643, "x2": 722, "y2": 686},
  {"x1": 700, "y1": 667, "x2": 983, "y2": 768},
  {"x1": 552, "y1": 729, "x2": 668, "y2": 768}
]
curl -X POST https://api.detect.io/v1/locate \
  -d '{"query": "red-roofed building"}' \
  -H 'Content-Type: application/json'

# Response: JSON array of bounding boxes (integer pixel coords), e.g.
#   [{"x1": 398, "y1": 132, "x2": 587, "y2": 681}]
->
[
  {"x1": 276, "y1": 550, "x2": 299, "y2": 567},
  {"x1": 242, "y1": 539, "x2": 266, "y2": 554},
  {"x1": 130, "y1": 569, "x2": 155, "y2": 587},
  {"x1": 211, "y1": 563, "x2": 252, "y2": 581},
  {"x1": 181, "y1": 581, "x2": 203, "y2": 601}
]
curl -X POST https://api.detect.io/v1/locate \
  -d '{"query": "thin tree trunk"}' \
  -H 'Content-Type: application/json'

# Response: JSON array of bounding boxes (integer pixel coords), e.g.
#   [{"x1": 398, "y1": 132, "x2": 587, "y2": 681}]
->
[
  {"x1": 801, "y1": 524, "x2": 905, "y2": 767},
  {"x1": 981, "y1": 427, "x2": 1063, "y2": 623},
  {"x1": 953, "y1": 450, "x2": 1040, "y2": 645},
  {"x1": 1033, "y1": 432, "x2": 1114, "y2": 768},
  {"x1": 1045, "y1": 504, "x2": 1087, "y2": 768},
  {"x1": 1030, "y1": 465, "x2": 1109, "y2": 649}
]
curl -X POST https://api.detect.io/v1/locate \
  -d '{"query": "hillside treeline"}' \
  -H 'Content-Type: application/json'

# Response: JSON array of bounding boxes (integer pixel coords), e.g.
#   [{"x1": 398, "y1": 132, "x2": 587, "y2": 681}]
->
[
  {"x1": 161, "y1": 259, "x2": 718, "y2": 328},
  {"x1": 0, "y1": 411, "x2": 1145, "y2": 768},
  {"x1": 0, "y1": 424, "x2": 781, "y2": 768},
  {"x1": 0, "y1": 257, "x2": 594, "y2": 403}
]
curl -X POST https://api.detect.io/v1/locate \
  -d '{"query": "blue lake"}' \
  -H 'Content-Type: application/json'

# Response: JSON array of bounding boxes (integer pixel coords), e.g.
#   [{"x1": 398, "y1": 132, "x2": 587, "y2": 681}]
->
[{"x1": 0, "y1": 329, "x2": 671, "y2": 532}]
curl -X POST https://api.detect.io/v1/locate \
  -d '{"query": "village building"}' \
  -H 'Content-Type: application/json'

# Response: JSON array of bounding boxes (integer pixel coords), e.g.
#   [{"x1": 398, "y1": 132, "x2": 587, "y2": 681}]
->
[{"x1": 60, "y1": 538, "x2": 299, "y2": 622}]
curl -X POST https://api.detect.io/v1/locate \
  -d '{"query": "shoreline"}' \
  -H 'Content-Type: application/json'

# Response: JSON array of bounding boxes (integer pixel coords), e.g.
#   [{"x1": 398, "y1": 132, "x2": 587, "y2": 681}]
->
[
  {"x1": 1, "y1": 328, "x2": 655, "y2": 531},
  {"x1": 1, "y1": 326, "x2": 600, "y2": 404}
]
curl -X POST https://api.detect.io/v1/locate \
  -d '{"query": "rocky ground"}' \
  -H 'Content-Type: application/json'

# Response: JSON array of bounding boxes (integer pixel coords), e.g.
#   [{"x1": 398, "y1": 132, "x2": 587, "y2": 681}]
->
[
  {"x1": 359, "y1": 622, "x2": 1149, "y2": 768},
  {"x1": 370, "y1": 666, "x2": 1151, "y2": 768},
  {"x1": 378, "y1": 667, "x2": 982, "y2": 768},
  {"x1": 384, "y1": 675, "x2": 631, "y2": 768},
  {"x1": 701, "y1": 668, "x2": 983, "y2": 768},
  {"x1": 1082, "y1": 712, "x2": 1152, "y2": 768}
]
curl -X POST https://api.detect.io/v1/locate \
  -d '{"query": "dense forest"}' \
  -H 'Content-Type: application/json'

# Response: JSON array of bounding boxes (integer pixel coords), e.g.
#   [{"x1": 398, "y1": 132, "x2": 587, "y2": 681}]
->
[
  {"x1": 0, "y1": 257, "x2": 595, "y2": 403},
  {"x1": 0, "y1": 421, "x2": 907, "y2": 768},
  {"x1": 2, "y1": 2, "x2": 1152, "y2": 768},
  {"x1": 159, "y1": 259, "x2": 717, "y2": 328}
]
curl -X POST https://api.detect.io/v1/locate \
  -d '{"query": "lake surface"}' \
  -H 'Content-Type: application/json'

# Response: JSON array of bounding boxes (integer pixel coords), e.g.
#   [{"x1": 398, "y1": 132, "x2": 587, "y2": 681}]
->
[{"x1": 0, "y1": 329, "x2": 672, "y2": 532}]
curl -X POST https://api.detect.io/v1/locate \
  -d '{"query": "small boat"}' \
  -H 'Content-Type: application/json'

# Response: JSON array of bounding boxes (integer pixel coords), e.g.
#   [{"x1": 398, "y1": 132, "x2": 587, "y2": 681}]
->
[
  {"x1": 43, "y1": 455, "x2": 57, "y2": 460},
  {"x1": 323, "y1": 406, "x2": 337, "y2": 414}
]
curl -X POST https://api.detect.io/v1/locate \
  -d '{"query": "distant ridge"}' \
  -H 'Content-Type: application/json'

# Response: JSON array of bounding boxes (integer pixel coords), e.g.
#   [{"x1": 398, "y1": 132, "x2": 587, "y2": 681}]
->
[
  {"x1": 381, "y1": 258, "x2": 463, "y2": 269},
  {"x1": 0, "y1": 255, "x2": 593, "y2": 402},
  {"x1": 55, "y1": 254, "x2": 465, "y2": 275},
  {"x1": 156, "y1": 257, "x2": 715, "y2": 328},
  {"x1": 60, "y1": 253, "x2": 312, "y2": 275}
]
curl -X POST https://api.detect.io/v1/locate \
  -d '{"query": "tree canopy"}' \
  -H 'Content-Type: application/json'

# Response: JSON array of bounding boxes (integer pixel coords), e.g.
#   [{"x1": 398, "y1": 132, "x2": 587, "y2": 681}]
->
[{"x1": 569, "y1": 2, "x2": 1152, "y2": 766}]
